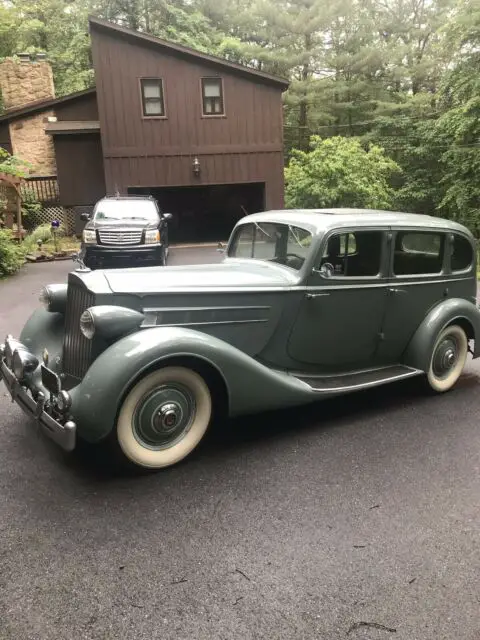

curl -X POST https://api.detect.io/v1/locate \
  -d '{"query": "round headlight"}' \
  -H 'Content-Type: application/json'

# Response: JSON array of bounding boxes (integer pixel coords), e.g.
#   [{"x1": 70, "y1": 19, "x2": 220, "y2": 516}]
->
[
  {"x1": 39, "y1": 284, "x2": 68, "y2": 313},
  {"x1": 80, "y1": 309, "x2": 95, "y2": 339},
  {"x1": 5, "y1": 337, "x2": 24, "y2": 369},
  {"x1": 12, "y1": 349, "x2": 39, "y2": 380},
  {"x1": 56, "y1": 390, "x2": 72, "y2": 413},
  {"x1": 12, "y1": 350, "x2": 25, "y2": 380}
]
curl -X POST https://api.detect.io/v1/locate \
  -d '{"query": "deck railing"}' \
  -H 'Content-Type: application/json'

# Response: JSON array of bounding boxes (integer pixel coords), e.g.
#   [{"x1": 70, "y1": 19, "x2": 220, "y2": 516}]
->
[{"x1": 22, "y1": 176, "x2": 60, "y2": 205}]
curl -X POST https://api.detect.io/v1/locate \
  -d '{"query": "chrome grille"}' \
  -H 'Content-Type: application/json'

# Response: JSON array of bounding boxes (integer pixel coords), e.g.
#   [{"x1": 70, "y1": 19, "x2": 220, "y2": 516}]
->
[
  {"x1": 98, "y1": 229, "x2": 143, "y2": 245},
  {"x1": 62, "y1": 284, "x2": 95, "y2": 379}
]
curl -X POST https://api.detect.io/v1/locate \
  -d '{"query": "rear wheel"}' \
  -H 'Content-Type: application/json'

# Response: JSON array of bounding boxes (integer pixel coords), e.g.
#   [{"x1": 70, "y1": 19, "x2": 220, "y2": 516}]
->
[
  {"x1": 426, "y1": 324, "x2": 468, "y2": 392},
  {"x1": 116, "y1": 366, "x2": 212, "y2": 469}
]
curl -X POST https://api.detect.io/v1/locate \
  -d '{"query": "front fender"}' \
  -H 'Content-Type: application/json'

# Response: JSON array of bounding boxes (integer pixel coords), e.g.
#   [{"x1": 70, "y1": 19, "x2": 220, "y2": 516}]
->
[
  {"x1": 402, "y1": 297, "x2": 480, "y2": 371},
  {"x1": 69, "y1": 327, "x2": 313, "y2": 443},
  {"x1": 19, "y1": 307, "x2": 64, "y2": 374}
]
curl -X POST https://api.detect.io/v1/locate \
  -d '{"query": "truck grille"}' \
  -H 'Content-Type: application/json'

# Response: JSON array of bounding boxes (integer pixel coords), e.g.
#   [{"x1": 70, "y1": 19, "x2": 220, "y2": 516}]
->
[
  {"x1": 62, "y1": 284, "x2": 95, "y2": 379},
  {"x1": 98, "y1": 229, "x2": 143, "y2": 245}
]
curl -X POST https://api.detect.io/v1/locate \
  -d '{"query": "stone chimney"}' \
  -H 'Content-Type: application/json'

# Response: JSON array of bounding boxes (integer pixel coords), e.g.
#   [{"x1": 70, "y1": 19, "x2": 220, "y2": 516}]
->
[
  {"x1": 0, "y1": 55, "x2": 55, "y2": 111},
  {"x1": 0, "y1": 55, "x2": 57, "y2": 175}
]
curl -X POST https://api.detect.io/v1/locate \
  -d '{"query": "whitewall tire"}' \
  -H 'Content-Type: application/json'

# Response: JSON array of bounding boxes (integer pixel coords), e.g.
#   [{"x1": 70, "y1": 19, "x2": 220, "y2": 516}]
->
[
  {"x1": 117, "y1": 366, "x2": 212, "y2": 469},
  {"x1": 426, "y1": 324, "x2": 468, "y2": 393}
]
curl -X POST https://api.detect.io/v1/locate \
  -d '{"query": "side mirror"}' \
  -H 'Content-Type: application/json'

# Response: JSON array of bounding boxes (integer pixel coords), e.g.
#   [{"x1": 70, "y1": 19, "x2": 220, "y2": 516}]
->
[
  {"x1": 217, "y1": 242, "x2": 226, "y2": 253},
  {"x1": 162, "y1": 213, "x2": 173, "y2": 221},
  {"x1": 80, "y1": 213, "x2": 91, "y2": 222}
]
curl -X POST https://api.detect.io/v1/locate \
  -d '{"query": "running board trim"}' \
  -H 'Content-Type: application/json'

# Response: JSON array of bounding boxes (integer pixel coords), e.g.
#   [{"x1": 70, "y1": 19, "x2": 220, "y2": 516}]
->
[{"x1": 291, "y1": 365, "x2": 423, "y2": 393}]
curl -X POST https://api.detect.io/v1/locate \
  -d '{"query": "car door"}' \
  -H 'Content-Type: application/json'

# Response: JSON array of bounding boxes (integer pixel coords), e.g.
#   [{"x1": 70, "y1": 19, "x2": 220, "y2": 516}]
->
[
  {"x1": 377, "y1": 228, "x2": 450, "y2": 361},
  {"x1": 287, "y1": 228, "x2": 390, "y2": 370}
]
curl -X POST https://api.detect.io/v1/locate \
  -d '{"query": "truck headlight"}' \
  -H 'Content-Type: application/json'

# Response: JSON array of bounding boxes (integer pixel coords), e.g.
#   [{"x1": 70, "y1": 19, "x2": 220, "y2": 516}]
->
[
  {"x1": 39, "y1": 284, "x2": 68, "y2": 313},
  {"x1": 83, "y1": 229, "x2": 96, "y2": 244},
  {"x1": 80, "y1": 310, "x2": 95, "y2": 339},
  {"x1": 145, "y1": 230, "x2": 160, "y2": 244}
]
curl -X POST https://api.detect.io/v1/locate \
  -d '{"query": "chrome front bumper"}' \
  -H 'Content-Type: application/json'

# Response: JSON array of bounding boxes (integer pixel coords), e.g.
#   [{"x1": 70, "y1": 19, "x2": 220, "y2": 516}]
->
[{"x1": 1, "y1": 359, "x2": 76, "y2": 451}]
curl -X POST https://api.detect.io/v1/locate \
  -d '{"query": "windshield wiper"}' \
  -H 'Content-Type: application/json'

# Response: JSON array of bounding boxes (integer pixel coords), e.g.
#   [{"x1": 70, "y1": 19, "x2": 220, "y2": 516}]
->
[
  {"x1": 288, "y1": 225, "x2": 304, "y2": 247},
  {"x1": 253, "y1": 221, "x2": 272, "y2": 239}
]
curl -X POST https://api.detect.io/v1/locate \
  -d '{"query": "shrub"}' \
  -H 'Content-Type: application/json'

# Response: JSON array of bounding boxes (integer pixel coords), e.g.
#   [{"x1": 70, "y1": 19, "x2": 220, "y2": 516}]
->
[
  {"x1": 0, "y1": 230, "x2": 26, "y2": 277},
  {"x1": 20, "y1": 187, "x2": 42, "y2": 219}
]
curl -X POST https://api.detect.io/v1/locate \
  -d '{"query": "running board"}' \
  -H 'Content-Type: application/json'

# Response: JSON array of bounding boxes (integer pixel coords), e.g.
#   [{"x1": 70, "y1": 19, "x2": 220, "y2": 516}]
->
[{"x1": 292, "y1": 365, "x2": 423, "y2": 393}]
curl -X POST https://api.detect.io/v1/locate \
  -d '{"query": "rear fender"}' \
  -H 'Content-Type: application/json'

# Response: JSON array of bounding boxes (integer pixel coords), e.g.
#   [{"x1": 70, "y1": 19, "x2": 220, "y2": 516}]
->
[
  {"x1": 69, "y1": 326, "x2": 313, "y2": 443},
  {"x1": 402, "y1": 298, "x2": 480, "y2": 371}
]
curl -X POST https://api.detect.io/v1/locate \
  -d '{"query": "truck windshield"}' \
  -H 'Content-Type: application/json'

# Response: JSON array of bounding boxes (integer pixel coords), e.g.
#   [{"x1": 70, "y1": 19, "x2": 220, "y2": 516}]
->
[
  {"x1": 94, "y1": 199, "x2": 159, "y2": 221},
  {"x1": 228, "y1": 222, "x2": 313, "y2": 270}
]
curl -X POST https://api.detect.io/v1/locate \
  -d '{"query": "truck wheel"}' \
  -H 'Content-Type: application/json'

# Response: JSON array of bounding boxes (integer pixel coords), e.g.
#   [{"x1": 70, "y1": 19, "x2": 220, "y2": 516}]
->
[
  {"x1": 426, "y1": 324, "x2": 468, "y2": 392},
  {"x1": 157, "y1": 248, "x2": 167, "y2": 266},
  {"x1": 116, "y1": 366, "x2": 212, "y2": 469}
]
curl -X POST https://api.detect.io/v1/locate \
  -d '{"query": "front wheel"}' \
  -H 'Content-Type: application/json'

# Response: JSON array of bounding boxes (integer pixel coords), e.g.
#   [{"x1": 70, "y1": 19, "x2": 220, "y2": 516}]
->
[
  {"x1": 116, "y1": 366, "x2": 212, "y2": 469},
  {"x1": 426, "y1": 324, "x2": 468, "y2": 392}
]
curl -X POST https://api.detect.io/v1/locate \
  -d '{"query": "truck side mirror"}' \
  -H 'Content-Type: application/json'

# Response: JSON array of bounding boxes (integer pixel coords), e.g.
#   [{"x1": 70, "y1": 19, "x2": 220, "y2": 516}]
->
[
  {"x1": 80, "y1": 213, "x2": 91, "y2": 222},
  {"x1": 162, "y1": 213, "x2": 173, "y2": 221}
]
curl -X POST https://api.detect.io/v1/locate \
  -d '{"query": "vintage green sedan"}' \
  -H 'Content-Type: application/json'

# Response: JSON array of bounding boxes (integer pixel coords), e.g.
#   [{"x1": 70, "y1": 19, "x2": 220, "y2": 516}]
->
[{"x1": 2, "y1": 208, "x2": 480, "y2": 469}]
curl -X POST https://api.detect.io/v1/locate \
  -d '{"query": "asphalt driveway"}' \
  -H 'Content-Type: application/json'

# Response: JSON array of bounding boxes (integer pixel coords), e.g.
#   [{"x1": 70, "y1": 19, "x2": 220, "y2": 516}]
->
[{"x1": 0, "y1": 249, "x2": 479, "y2": 640}]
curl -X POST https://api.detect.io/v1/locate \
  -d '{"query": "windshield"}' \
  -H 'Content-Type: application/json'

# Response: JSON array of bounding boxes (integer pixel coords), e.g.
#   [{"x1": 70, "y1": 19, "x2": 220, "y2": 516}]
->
[
  {"x1": 228, "y1": 222, "x2": 313, "y2": 270},
  {"x1": 94, "y1": 199, "x2": 159, "y2": 221}
]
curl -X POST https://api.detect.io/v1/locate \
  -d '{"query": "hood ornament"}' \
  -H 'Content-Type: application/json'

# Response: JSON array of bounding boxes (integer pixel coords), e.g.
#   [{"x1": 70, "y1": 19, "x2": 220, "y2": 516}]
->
[
  {"x1": 42, "y1": 348, "x2": 49, "y2": 366},
  {"x1": 72, "y1": 252, "x2": 91, "y2": 273}
]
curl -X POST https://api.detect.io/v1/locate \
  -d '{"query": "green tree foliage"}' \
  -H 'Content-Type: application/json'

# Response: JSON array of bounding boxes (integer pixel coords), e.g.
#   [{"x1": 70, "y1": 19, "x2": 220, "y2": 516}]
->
[
  {"x1": 0, "y1": 148, "x2": 32, "y2": 178},
  {"x1": 285, "y1": 135, "x2": 400, "y2": 209}
]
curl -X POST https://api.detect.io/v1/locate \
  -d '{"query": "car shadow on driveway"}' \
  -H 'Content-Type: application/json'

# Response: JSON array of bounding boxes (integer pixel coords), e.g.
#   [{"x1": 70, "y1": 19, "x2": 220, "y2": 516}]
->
[{"x1": 61, "y1": 370, "x2": 480, "y2": 483}]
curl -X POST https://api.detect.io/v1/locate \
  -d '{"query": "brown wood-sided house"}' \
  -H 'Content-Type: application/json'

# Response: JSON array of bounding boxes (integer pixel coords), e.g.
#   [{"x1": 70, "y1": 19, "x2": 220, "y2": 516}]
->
[{"x1": 0, "y1": 17, "x2": 289, "y2": 242}]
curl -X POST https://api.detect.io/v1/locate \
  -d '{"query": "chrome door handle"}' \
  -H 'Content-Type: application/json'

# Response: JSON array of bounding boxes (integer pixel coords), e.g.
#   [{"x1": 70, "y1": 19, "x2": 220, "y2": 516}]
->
[
  {"x1": 306, "y1": 292, "x2": 330, "y2": 299},
  {"x1": 388, "y1": 287, "x2": 407, "y2": 294}
]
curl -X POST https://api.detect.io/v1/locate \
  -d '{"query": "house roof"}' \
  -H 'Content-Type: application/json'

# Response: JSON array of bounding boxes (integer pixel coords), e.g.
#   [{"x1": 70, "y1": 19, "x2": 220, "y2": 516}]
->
[
  {"x1": 0, "y1": 88, "x2": 96, "y2": 124},
  {"x1": 88, "y1": 16, "x2": 290, "y2": 90}
]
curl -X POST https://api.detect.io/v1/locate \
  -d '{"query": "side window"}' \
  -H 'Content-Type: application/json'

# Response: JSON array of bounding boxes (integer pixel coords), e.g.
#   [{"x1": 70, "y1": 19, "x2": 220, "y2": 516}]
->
[
  {"x1": 201, "y1": 78, "x2": 224, "y2": 116},
  {"x1": 320, "y1": 231, "x2": 383, "y2": 277},
  {"x1": 140, "y1": 78, "x2": 165, "y2": 117},
  {"x1": 230, "y1": 224, "x2": 254, "y2": 258},
  {"x1": 394, "y1": 232, "x2": 444, "y2": 275},
  {"x1": 451, "y1": 234, "x2": 473, "y2": 272}
]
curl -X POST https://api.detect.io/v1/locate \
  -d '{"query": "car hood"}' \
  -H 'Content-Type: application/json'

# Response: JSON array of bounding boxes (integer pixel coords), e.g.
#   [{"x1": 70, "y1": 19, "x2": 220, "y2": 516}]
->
[
  {"x1": 99, "y1": 260, "x2": 298, "y2": 293},
  {"x1": 85, "y1": 219, "x2": 158, "y2": 230}
]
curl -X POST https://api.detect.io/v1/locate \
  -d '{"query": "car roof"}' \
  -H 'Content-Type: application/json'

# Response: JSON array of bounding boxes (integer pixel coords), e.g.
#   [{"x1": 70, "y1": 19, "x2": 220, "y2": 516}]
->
[{"x1": 239, "y1": 209, "x2": 473, "y2": 236}]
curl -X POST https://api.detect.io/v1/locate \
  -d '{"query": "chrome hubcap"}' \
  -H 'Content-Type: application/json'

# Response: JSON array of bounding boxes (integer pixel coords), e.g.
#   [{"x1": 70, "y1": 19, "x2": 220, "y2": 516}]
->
[
  {"x1": 133, "y1": 384, "x2": 195, "y2": 449},
  {"x1": 433, "y1": 337, "x2": 458, "y2": 379},
  {"x1": 154, "y1": 403, "x2": 180, "y2": 433}
]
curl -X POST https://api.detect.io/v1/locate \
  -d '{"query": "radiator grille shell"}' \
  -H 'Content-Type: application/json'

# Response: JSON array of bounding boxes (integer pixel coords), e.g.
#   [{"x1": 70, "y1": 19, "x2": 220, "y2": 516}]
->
[{"x1": 62, "y1": 284, "x2": 95, "y2": 379}]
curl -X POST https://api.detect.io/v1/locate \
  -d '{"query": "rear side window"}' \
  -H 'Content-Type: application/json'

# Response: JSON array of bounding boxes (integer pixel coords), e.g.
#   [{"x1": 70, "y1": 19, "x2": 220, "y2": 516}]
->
[
  {"x1": 451, "y1": 234, "x2": 473, "y2": 272},
  {"x1": 394, "y1": 232, "x2": 444, "y2": 275}
]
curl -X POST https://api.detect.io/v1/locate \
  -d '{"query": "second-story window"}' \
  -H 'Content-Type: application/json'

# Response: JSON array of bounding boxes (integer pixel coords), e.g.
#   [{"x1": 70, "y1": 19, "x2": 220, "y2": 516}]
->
[
  {"x1": 140, "y1": 78, "x2": 165, "y2": 117},
  {"x1": 201, "y1": 78, "x2": 224, "y2": 115}
]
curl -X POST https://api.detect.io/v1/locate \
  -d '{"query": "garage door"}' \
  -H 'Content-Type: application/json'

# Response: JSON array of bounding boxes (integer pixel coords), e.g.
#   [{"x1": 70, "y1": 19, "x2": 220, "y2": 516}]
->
[{"x1": 129, "y1": 182, "x2": 265, "y2": 243}]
